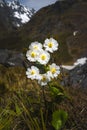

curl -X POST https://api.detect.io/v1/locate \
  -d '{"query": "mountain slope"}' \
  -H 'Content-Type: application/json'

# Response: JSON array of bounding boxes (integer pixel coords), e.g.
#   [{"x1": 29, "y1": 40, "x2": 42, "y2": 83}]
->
[
  {"x1": 0, "y1": 0, "x2": 35, "y2": 30},
  {"x1": 0, "y1": 0, "x2": 87, "y2": 64},
  {"x1": 7, "y1": 0, "x2": 35, "y2": 27},
  {"x1": 20, "y1": 0, "x2": 87, "y2": 64}
]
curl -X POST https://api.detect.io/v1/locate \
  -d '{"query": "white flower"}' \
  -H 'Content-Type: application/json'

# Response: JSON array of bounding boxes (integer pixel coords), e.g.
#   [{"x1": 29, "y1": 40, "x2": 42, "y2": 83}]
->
[
  {"x1": 26, "y1": 66, "x2": 40, "y2": 80},
  {"x1": 29, "y1": 42, "x2": 42, "y2": 51},
  {"x1": 47, "y1": 63, "x2": 60, "y2": 78},
  {"x1": 26, "y1": 50, "x2": 39, "y2": 62},
  {"x1": 37, "y1": 50, "x2": 50, "y2": 65},
  {"x1": 38, "y1": 73, "x2": 51, "y2": 86},
  {"x1": 44, "y1": 38, "x2": 58, "y2": 53}
]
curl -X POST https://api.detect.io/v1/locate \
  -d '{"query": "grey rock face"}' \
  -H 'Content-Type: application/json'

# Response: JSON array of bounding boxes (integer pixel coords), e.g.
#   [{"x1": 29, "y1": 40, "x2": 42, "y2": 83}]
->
[
  {"x1": 0, "y1": 49, "x2": 25, "y2": 67},
  {"x1": 0, "y1": 50, "x2": 9, "y2": 64},
  {"x1": 62, "y1": 62, "x2": 87, "y2": 88}
]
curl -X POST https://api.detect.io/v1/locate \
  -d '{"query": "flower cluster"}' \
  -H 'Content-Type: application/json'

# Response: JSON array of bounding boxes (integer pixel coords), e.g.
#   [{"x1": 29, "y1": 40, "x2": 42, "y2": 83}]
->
[{"x1": 26, "y1": 38, "x2": 60, "y2": 86}]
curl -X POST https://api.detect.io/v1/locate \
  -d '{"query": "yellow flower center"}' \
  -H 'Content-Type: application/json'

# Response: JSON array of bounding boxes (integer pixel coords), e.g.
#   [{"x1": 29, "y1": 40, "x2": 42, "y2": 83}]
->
[
  {"x1": 42, "y1": 76, "x2": 46, "y2": 81},
  {"x1": 48, "y1": 42, "x2": 53, "y2": 48},
  {"x1": 31, "y1": 52, "x2": 36, "y2": 58},
  {"x1": 34, "y1": 45, "x2": 38, "y2": 50},
  {"x1": 31, "y1": 70, "x2": 35, "y2": 75},
  {"x1": 41, "y1": 54, "x2": 46, "y2": 60},
  {"x1": 51, "y1": 68, "x2": 56, "y2": 74}
]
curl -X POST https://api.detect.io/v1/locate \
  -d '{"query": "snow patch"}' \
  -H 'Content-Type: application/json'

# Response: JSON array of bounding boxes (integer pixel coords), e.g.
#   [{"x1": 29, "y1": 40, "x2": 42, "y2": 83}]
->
[
  {"x1": 20, "y1": 13, "x2": 30, "y2": 23},
  {"x1": 74, "y1": 57, "x2": 87, "y2": 66},
  {"x1": 14, "y1": 11, "x2": 30, "y2": 23},
  {"x1": 14, "y1": 11, "x2": 20, "y2": 19},
  {"x1": 73, "y1": 31, "x2": 78, "y2": 36},
  {"x1": 16, "y1": 23, "x2": 20, "y2": 27},
  {"x1": 62, "y1": 57, "x2": 87, "y2": 70},
  {"x1": 61, "y1": 65, "x2": 75, "y2": 70}
]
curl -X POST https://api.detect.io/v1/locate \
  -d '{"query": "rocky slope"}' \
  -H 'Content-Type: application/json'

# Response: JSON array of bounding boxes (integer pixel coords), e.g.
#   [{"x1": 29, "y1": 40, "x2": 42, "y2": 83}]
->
[
  {"x1": 0, "y1": 0, "x2": 35, "y2": 32},
  {"x1": 61, "y1": 58, "x2": 87, "y2": 88}
]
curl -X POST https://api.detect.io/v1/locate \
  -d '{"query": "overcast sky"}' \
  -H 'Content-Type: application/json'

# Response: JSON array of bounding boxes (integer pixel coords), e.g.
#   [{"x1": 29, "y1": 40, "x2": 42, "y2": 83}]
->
[{"x1": 7, "y1": 0, "x2": 57, "y2": 11}]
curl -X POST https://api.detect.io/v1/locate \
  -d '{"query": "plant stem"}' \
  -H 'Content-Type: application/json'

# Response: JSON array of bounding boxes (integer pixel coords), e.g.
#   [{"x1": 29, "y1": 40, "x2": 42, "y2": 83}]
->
[
  {"x1": 42, "y1": 87, "x2": 49, "y2": 126},
  {"x1": 42, "y1": 87, "x2": 47, "y2": 110}
]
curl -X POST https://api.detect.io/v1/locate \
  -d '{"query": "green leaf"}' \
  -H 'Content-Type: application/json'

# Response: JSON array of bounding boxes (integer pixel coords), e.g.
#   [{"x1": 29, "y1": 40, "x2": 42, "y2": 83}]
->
[
  {"x1": 52, "y1": 110, "x2": 68, "y2": 130},
  {"x1": 49, "y1": 86, "x2": 64, "y2": 97}
]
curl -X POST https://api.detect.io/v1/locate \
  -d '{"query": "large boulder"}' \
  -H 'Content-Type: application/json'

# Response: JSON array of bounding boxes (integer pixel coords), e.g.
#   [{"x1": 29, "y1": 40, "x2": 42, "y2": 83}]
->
[
  {"x1": 0, "y1": 49, "x2": 25, "y2": 67},
  {"x1": 62, "y1": 62, "x2": 87, "y2": 88}
]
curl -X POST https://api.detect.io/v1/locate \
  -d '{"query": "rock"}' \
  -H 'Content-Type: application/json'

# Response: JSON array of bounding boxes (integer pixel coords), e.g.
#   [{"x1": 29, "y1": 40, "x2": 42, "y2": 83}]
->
[
  {"x1": 0, "y1": 49, "x2": 9, "y2": 64},
  {"x1": 0, "y1": 49, "x2": 25, "y2": 67},
  {"x1": 62, "y1": 62, "x2": 87, "y2": 88},
  {"x1": 7, "y1": 52, "x2": 24, "y2": 67}
]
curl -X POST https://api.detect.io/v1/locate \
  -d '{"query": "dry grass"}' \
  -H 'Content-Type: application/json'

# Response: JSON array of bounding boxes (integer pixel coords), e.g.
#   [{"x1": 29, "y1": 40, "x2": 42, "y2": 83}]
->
[
  {"x1": 0, "y1": 64, "x2": 87, "y2": 129},
  {"x1": 57, "y1": 87, "x2": 87, "y2": 130},
  {"x1": 0, "y1": 64, "x2": 40, "y2": 93}
]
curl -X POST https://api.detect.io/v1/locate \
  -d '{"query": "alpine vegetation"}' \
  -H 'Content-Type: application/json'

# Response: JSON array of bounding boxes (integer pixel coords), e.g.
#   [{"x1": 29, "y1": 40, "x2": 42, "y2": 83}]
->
[
  {"x1": 25, "y1": 38, "x2": 68, "y2": 130},
  {"x1": 26, "y1": 38, "x2": 60, "y2": 86}
]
